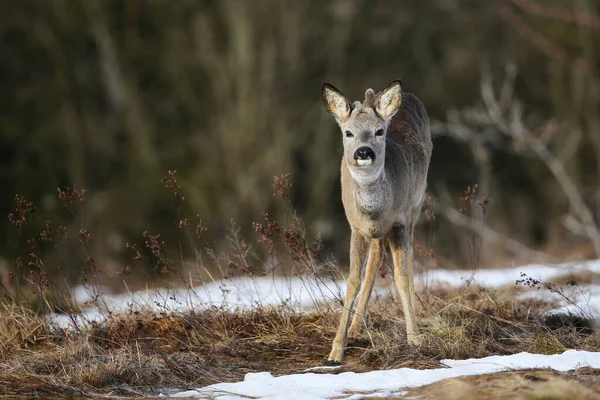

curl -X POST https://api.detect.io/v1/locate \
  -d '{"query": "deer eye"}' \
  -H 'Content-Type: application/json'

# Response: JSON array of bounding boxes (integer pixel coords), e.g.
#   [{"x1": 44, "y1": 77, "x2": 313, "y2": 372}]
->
[
  {"x1": 345, "y1": 130, "x2": 354, "y2": 138},
  {"x1": 375, "y1": 129, "x2": 384, "y2": 137}
]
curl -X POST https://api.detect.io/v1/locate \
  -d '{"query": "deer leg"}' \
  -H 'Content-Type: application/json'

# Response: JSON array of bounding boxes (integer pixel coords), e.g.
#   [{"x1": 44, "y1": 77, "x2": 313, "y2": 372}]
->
[
  {"x1": 390, "y1": 224, "x2": 421, "y2": 346},
  {"x1": 409, "y1": 213, "x2": 421, "y2": 317},
  {"x1": 408, "y1": 250, "x2": 419, "y2": 317},
  {"x1": 327, "y1": 231, "x2": 368, "y2": 364},
  {"x1": 348, "y1": 238, "x2": 385, "y2": 337}
]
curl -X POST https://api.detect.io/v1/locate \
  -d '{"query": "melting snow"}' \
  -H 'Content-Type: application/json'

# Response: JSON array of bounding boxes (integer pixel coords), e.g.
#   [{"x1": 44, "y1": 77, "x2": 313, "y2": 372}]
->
[
  {"x1": 52, "y1": 259, "x2": 600, "y2": 328},
  {"x1": 169, "y1": 350, "x2": 600, "y2": 399},
  {"x1": 420, "y1": 259, "x2": 600, "y2": 289}
]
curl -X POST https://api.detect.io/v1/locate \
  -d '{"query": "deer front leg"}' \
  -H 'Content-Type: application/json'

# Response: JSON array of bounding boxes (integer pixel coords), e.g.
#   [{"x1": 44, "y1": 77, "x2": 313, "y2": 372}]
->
[
  {"x1": 390, "y1": 225, "x2": 421, "y2": 346},
  {"x1": 328, "y1": 231, "x2": 368, "y2": 364},
  {"x1": 348, "y1": 238, "x2": 385, "y2": 337}
]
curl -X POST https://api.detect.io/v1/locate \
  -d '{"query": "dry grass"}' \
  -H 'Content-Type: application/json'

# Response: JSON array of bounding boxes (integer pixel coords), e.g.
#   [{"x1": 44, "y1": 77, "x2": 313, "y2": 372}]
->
[
  {"x1": 548, "y1": 270, "x2": 600, "y2": 286},
  {"x1": 396, "y1": 368, "x2": 600, "y2": 400},
  {"x1": 359, "y1": 284, "x2": 599, "y2": 369},
  {"x1": 0, "y1": 284, "x2": 598, "y2": 397},
  {"x1": 0, "y1": 303, "x2": 49, "y2": 357}
]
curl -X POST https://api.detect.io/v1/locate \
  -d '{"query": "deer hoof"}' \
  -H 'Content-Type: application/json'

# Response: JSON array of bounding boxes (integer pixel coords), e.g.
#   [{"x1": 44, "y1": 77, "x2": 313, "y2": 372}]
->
[
  {"x1": 327, "y1": 345, "x2": 345, "y2": 364},
  {"x1": 407, "y1": 333, "x2": 423, "y2": 346}
]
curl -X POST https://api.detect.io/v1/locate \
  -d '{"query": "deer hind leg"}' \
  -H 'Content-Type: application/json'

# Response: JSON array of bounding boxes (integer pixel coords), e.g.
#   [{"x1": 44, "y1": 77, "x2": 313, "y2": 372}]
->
[
  {"x1": 348, "y1": 238, "x2": 385, "y2": 337},
  {"x1": 407, "y1": 250, "x2": 419, "y2": 317},
  {"x1": 327, "y1": 231, "x2": 368, "y2": 364},
  {"x1": 390, "y1": 224, "x2": 421, "y2": 346},
  {"x1": 409, "y1": 210, "x2": 421, "y2": 317}
]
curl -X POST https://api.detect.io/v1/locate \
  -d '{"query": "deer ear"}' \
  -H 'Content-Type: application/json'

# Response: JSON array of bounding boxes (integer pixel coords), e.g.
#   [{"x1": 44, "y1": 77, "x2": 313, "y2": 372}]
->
[
  {"x1": 375, "y1": 80, "x2": 402, "y2": 122},
  {"x1": 322, "y1": 83, "x2": 351, "y2": 123}
]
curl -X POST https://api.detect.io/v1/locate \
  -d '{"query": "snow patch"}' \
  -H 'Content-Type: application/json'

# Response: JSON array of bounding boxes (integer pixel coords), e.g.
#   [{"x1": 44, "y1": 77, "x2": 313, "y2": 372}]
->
[
  {"x1": 50, "y1": 260, "x2": 600, "y2": 329},
  {"x1": 420, "y1": 259, "x2": 600, "y2": 289},
  {"x1": 50, "y1": 275, "x2": 353, "y2": 328},
  {"x1": 170, "y1": 350, "x2": 600, "y2": 399}
]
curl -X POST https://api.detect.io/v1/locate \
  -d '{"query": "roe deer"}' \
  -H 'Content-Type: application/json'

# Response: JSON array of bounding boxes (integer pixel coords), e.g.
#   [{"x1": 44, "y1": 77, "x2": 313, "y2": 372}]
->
[{"x1": 322, "y1": 80, "x2": 432, "y2": 364}]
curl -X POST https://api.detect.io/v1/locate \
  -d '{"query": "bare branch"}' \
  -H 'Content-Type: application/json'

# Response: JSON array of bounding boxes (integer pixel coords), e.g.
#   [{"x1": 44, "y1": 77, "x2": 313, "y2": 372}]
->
[
  {"x1": 479, "y1": 72, "x2": 600, "y2": 256},
  {"x1": 511, "y1": 0, "x2": 600, "y2": 29},
  {"x1": 432, "y1": 67, "x2": 600, "y2": 256}
]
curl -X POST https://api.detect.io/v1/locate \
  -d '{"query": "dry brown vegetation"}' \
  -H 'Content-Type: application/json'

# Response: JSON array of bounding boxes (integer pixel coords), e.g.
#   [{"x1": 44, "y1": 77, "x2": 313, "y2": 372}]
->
[
  {"x1": 1, "y1": 283, "x2": 598, "y2": 398},
  {"x1": 396, "y1": 368, "x2": 600, "y2": 400},
  {"x1": 548, "y1": 270, "x2": 600, "y2": 286}
]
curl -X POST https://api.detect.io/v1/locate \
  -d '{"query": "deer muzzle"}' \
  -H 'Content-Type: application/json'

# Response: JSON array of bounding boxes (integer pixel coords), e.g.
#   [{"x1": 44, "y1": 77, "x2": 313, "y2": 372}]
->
[{"x1": 354, "y1": 146, "x2": 375, "y2": 166}]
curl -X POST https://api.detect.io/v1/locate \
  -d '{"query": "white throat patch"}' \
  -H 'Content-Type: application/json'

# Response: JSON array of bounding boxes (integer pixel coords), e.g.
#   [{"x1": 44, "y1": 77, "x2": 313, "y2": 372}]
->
[{"x1": 348, "y1": 161, "x2": 384, "y2": 186}]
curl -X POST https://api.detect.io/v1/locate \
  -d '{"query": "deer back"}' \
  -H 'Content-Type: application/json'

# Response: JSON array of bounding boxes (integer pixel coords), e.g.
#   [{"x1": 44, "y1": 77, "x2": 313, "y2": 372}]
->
[{"x1": 385, "y1": 92, "x2": 432, "y2": 211}]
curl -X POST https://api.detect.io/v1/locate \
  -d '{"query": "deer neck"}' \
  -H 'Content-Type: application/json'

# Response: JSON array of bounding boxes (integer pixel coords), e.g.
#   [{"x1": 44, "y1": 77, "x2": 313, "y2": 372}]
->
[{"x1": 352, "y1": 167, "x2": 388, "y2": 216}]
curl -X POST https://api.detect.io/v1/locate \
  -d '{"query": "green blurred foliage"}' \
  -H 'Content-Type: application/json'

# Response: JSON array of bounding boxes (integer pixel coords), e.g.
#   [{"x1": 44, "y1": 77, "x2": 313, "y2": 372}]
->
[{"x1": 1, "y1": 0, "x2": 599, "y2": 278}]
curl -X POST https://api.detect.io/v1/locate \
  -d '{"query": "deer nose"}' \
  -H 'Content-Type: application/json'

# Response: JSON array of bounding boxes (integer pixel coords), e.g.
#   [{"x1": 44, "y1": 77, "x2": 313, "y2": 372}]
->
[{"x1": 354, "y1": 146, "x2": 375, "y2": 160}]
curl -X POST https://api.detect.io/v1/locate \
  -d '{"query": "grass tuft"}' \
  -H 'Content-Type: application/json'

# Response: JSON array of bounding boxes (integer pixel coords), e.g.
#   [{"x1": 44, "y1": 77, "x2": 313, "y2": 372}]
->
[{"x1": 0, "y1": 302, "x2": 49, "y2": 357}]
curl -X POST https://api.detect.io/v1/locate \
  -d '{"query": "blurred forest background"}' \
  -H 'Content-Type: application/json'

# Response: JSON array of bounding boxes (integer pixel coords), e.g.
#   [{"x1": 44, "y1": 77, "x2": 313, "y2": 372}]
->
[{"x1": 2, "y1": 0, "x2": 600, "y2": 286}]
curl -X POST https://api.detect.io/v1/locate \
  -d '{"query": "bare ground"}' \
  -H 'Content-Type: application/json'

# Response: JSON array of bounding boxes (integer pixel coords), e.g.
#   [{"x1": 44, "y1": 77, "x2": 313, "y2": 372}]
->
[{"x1": 396, "y1": 368, "x2": 600, "y2": 400}]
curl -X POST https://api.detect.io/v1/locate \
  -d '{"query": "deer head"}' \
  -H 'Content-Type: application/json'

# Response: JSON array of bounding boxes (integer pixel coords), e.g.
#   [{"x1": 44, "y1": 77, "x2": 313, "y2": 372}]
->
[{"x1": 322, "y1": 80, "x2": 403, "y2": 184}]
